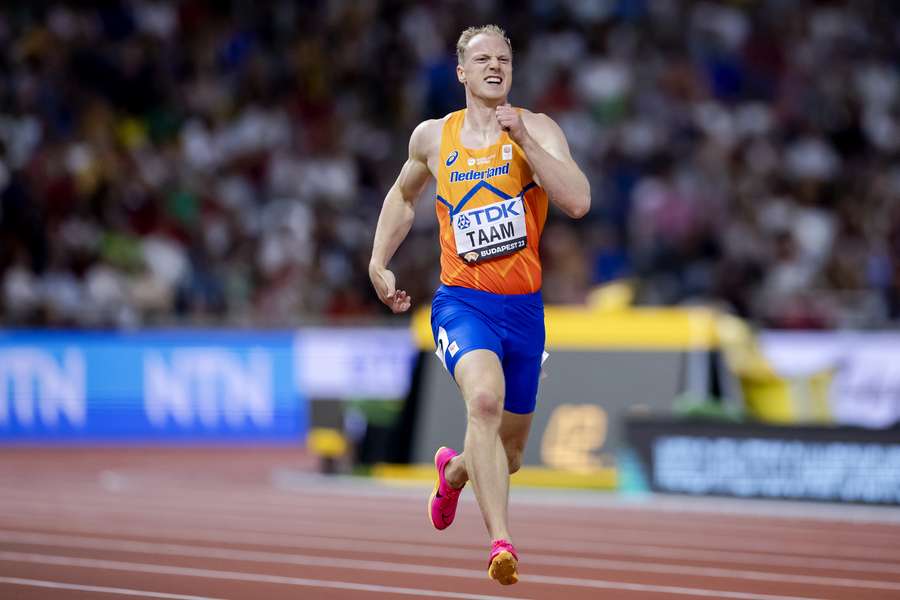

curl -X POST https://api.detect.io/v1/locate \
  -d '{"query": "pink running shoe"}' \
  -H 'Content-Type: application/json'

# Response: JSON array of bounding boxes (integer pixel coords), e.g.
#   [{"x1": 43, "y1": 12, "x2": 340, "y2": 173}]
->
[
  {"x1": 488, "y1": 539, "x2": 519, "y2": 585},
  {"x1": 428, "y1": 446, "x2": 464, "y2": 530}
]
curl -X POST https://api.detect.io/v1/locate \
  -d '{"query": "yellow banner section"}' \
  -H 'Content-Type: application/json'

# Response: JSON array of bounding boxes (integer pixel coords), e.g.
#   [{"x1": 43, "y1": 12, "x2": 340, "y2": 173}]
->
[
  {"x1": 543, "y1": 305, "x2": 719, "y2": 350},
  {"x1": 372, "y1": 462, "x2": 617, "y2": 490},
  {"x1": 411, "y1": 287, "x2": 720, "y2": 351}
]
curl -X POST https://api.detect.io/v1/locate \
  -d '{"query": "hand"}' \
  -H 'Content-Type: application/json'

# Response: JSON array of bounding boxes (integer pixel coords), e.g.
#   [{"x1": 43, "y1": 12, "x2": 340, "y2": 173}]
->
[
  {"x1": 495, "y1": 103, "x2": 528, "y2": 145},
  {"x1": 369, "y1": 264, "x2": 412, "y2": 314}
]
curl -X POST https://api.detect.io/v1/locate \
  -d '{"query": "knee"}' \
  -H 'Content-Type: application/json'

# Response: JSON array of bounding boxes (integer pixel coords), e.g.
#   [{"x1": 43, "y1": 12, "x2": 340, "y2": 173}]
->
[{"x1": 467, "y1": 388, "x2": 503, "y2": 426}]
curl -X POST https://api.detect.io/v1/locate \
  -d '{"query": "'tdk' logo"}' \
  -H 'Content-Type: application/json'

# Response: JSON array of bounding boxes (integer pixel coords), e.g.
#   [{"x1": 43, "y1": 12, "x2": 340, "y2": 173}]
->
[{"x1": 446, "y1": 150, "x2": 459, "y2": 166}]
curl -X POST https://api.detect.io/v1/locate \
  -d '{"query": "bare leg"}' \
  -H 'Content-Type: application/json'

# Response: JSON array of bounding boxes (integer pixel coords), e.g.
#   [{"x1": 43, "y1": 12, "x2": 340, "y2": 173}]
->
[
  {"x1": 445, "y1": 410, "x2": 534, "y2": 488},
  {"x1": 448, "y1": 351, "x2": 534, "y2": 541},
  {"x1": 452, "y1": 350, "x2": 508, "y2": 540}
]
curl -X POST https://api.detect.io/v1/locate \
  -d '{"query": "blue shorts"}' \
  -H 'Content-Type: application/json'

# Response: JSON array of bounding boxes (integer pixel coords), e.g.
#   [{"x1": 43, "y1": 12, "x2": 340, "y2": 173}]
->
[{"x1": 431, "y1": 284, "x2": 546, "y2": 414}]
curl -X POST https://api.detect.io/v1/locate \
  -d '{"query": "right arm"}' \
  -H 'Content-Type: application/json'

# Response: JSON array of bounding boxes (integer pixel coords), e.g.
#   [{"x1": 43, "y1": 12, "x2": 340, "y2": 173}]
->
[{"x1": 369, "y1": 120, "x2": 436, "y2": 313}]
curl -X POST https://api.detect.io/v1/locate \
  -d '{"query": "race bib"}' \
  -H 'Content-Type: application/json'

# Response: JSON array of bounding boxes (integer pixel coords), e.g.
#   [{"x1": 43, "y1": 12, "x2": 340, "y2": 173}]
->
[{"x1": 452, "y1": 197, "x2": 527, "y2": 263}]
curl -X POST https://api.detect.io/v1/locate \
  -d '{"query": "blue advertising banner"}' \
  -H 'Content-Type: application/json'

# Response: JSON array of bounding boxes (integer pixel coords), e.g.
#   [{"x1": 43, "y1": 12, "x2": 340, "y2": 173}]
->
[{"x1": 0, "y1": 330, "x2": 306, "y2": 443}]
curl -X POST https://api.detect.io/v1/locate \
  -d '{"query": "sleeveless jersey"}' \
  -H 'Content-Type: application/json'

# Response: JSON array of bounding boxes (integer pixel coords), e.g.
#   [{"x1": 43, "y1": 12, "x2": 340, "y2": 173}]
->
[{"x1": 435, "y1": 109, "x2": 548, "y2": 294}]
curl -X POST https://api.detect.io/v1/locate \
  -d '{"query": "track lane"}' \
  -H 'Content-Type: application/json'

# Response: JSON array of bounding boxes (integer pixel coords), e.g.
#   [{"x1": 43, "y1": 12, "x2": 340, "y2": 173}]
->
[
  {"x1": 1, "y1": 528, "x2": 899, "y2": 599},
  {"x1": 0, "y1": 550, "x2": 840, "y2": 600},
  {"x1": 2, "y1": 449, "x2": 899, "y2": 600},
  {"x1": 2, "y1": 495, "x2": 899, "y2": 568}
]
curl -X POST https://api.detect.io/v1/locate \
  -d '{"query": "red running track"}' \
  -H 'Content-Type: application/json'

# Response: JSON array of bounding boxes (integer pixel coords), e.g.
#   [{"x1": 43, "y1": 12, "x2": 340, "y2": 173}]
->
[{"x1": 1, "y1": 448, "x2": 899, "y2": 600}]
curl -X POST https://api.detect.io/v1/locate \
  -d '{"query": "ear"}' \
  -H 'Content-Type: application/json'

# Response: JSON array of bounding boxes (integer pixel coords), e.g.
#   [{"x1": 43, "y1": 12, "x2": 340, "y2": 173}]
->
[{"x1": 456, "y1": 63, "x2": 465, "y2": 84}]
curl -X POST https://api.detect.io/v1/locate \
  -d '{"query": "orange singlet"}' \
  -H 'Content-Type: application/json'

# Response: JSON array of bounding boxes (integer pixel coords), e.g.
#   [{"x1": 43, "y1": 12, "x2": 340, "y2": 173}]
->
[{"x1": 435, "y1": 109, "x2": 549, "y2": 295}]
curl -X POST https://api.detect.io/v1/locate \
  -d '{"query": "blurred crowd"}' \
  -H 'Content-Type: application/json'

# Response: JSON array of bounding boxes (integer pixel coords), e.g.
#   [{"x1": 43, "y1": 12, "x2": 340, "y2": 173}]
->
[{"x1": 2, "y1": 0, "x2": 900, "y2": 329}]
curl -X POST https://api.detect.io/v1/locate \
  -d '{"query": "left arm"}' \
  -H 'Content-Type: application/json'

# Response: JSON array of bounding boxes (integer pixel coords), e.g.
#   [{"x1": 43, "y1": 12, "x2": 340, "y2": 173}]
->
[{"x1": 496, "y1": 106, "x2": 591, "y2": 219}]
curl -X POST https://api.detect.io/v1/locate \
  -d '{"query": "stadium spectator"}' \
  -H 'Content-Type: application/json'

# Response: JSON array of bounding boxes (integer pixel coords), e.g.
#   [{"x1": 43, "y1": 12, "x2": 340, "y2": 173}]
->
[{"x1": 1, "y1": 1, "x2": 898, "y2": 329}]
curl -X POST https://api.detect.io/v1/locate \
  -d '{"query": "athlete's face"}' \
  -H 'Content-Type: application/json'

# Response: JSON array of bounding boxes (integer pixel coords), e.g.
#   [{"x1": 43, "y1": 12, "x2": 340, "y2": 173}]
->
[{"x1": 457, "y1": 33, "x2": 512, "y2": 101}]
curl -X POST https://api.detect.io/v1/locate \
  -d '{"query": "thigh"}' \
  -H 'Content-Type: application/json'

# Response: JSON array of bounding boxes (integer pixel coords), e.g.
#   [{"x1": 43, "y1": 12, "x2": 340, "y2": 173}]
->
[
  {"x1": 432, "y1": 296, "x2": 503, "y2": 378},
  {"x1": 453, "y1": 349, "x2": 505, "y2": 408}
]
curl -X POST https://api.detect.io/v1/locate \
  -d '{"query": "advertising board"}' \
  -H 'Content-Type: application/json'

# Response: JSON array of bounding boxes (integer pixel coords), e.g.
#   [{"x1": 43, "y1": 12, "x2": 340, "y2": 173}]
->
[
  {"x1": 627, "y1": 418, "x2": 900, "y2": 504},
  {"x1": 759, "y1": 331, "x2": 900, "y2": 428},
  {"x1": 0, "y1": 331, "x2": 304, "y2": 443}
]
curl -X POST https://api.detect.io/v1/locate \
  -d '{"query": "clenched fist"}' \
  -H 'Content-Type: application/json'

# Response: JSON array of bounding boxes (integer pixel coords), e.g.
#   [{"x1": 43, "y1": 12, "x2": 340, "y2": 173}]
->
[{"x1": 495, "y1": 104, "x2": 528, "y2": 145}]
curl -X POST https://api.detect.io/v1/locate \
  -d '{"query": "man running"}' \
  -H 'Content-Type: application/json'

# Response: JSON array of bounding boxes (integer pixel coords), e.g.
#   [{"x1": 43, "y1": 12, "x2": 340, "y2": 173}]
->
[{"x1": 368, "y1": 24, "x2": 590, "y2": 585}]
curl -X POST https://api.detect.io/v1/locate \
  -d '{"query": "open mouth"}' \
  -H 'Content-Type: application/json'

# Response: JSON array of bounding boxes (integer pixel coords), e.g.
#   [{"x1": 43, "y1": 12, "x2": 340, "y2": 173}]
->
[{"x1": 485, "y1": 76, "x2": 503, "y2": 86}]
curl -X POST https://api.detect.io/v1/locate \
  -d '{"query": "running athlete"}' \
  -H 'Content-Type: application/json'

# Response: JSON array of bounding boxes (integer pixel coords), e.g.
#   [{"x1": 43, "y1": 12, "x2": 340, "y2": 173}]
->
[{"x1": 368, "y1": 25, "x2": 590, "y2": 585}]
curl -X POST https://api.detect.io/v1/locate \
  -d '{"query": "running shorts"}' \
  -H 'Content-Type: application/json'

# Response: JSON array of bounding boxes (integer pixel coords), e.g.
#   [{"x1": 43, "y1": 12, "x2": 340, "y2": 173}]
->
[{"x1": 430, "y1": 284, "x2": 546, "y2": 414}]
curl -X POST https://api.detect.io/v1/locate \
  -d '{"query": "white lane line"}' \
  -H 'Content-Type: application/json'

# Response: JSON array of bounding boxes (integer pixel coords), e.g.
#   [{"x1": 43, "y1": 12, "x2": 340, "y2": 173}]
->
[
  {"x1": 529, "y1": 530, "x2": 900, "y2": 563},
  {"x1": 521, "y1": 573, "x2": 823, "y2": 600},
  {"x1": 0, "y1": 576, "x2": 223, "y2": 599},
  {"x1": 3, "y1": 498, "x2": 898, "y2": 563},
  {"x1": 2, "y1": 482, "x2": 898, "y2": 530},
  {"x1": 2, "y1": 530, "x2": 882, "y2": 596},
  {"x1": 1, "y1": 489, "x2": 895, "y2": 548},
  {"x1": 5, "y1": 513, "x2": 900, "y2": 577},
  {"x1": 0, "y1": 552, "x2": 524, "y2": 600},
  {"x1": 0, "y1": 470, "x2": 895, "y2": 528},
  {"x1": 2, "y1": 484, "x2": 898, "y2": 547},
  {"x1": 4, "y1": 529, "x2": 899, "y2": 592},
  {"x1": 272, "y1": 474, "x2": 900, "y2": 524},
  {"x1": 0, "y1": 550, "x2": 826, "y2": 600},
  {"x1": 2, "y1": 484, "x2": 896, "y2": 533},
  {"x1": 513, "y1": 489, "x2": 900, "y2": 524}
]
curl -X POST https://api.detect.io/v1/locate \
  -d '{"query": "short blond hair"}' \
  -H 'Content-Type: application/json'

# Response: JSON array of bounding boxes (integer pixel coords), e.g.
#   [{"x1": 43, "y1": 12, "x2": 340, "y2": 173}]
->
[{"x1": 456, "y1": 25, "x2": 512, "y2": 64}]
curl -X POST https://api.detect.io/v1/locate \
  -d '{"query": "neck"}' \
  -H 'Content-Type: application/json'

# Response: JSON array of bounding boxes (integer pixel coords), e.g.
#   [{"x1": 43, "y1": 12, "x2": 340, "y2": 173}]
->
[{"x1": 464, "y1": 90, "x2": 506, "y2": 134}]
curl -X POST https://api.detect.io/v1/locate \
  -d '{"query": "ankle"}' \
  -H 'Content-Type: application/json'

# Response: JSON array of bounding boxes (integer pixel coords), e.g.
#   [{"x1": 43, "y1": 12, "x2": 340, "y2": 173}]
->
[
  {"x1": 445, "y1": 456, "x2": 466, "y2": 489},
  {"x1": 491, "y1": 538, "x2": 516, "y2": 554}
]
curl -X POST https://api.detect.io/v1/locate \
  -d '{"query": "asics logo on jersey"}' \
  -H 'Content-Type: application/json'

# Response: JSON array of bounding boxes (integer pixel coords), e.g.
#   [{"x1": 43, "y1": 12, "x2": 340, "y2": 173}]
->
[
  {"x1": 449, "y1": 163, "x2": 509, "y2": 183},
  {"x1": 446, "y1": 150, "x2": 459, "y2": 166}
]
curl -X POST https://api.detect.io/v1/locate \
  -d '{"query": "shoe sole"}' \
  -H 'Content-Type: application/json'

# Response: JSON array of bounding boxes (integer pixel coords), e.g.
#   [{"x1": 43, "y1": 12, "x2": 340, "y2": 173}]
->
[
  {"x1": 488, "y1": 551, "x2": 519, "y2": 585},
  {"x1": 427, "y1": 446, "x2": 448, "y2": 530}
]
